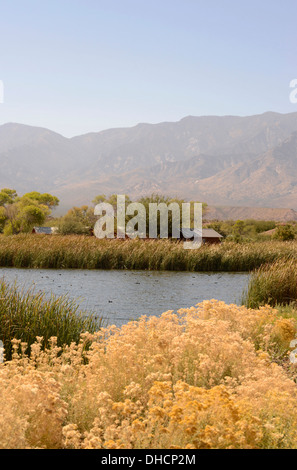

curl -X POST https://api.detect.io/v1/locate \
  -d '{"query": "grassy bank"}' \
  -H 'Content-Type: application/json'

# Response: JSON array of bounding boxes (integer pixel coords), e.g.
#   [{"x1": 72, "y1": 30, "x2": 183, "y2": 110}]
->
[
  {"x1": 0, "y1": 280, "x2": 102, "y2": 360},
  {"x1": 1, "y1": 299, "x2": 297, "y2": 448},
  {"x1": 243, "y1": 258, "x2": 297, "y2": 308},
  {"x1": 0, "y1": 234, "x2": 296, "y2": 272}
]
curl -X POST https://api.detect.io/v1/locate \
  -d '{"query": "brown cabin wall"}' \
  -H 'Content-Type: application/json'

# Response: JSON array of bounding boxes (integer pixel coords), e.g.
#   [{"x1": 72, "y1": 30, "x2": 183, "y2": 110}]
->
[{"x1": 202, "y1": 237, "x2": 221, "y2": 244}]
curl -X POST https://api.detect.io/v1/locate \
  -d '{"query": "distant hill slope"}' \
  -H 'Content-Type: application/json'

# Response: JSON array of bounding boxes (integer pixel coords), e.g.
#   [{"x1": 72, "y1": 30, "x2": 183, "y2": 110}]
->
[
  {"x1": 0, "y1": 112, "x2": 297, "y2": 212},
  {"x1": 205, "y1": 205, "x2": 297, "y2": 222}
]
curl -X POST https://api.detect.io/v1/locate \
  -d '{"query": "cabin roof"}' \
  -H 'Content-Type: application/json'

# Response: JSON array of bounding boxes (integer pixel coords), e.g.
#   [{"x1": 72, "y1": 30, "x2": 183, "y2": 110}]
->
[
  {"x1": 32, "y1": 226, "x2": 54, "y2": 234},
  {"x1": 201, "y1": 228, "x2": 223, "y2": 238},
  {"x1": 180, "y1": 228, "x2": 223, "y2": 239}
]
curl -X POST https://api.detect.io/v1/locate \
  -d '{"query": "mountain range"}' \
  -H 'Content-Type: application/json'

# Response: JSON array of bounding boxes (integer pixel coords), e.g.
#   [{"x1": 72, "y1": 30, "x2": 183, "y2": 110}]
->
[{"x1": 0, "y1": 111, "x2": 297, "y2": 216}]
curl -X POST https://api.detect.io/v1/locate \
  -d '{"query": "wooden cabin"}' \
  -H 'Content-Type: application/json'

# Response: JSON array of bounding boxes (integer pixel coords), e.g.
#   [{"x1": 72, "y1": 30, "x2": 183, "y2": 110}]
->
[
  {"x1": 32, "y1": 227, "x2": 58, "y2": 234},
  {"x1": 179, "y1": 228, "x2": 223, "y2": 244}
]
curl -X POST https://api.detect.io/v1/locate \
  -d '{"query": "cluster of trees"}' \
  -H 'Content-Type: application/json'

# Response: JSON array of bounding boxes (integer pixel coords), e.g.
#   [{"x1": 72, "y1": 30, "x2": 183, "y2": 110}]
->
[
  {"x1": 206, "y1": 219, "x2": 296, "y2": 242},
  {"x1": 55, "y1": 195, "x2": 130, "y2": 235},
  {"x1": 273, "y1": 224, "x2": 296, "y2": 241},
  {"x1": 0, "y1": 188, "x2": 59, "y2": 235},
  {"x1": 56, "y1": 194, "x2": 208, "y2": 237},
  {"x1": 1, "y1": 189, "x2": 295, "y2": 242}
]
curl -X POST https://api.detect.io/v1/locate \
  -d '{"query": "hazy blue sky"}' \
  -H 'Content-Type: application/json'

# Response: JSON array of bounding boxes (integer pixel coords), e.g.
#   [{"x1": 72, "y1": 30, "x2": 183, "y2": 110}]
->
[{"x1": 0, "y1": 0, "x2": 296, "y2": 136}]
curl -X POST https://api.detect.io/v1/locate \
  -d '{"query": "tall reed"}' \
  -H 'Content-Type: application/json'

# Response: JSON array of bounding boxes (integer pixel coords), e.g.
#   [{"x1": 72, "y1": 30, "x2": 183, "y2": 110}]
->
[
  {"x1": 242, "y1": 258, "x2": 297, "y2": 308},
  {"x1": 0, "y1": 234, "x2": 296, "y2": 272},
  {"x1": 0, "y1": 280, "x2": 102, "y2": 360}
]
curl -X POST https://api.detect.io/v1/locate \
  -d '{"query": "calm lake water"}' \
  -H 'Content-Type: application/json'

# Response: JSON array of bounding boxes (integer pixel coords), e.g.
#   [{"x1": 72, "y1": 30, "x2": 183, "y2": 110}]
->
[{"x1": 0, "y1": 268, "x2": 250, "y2": 327}]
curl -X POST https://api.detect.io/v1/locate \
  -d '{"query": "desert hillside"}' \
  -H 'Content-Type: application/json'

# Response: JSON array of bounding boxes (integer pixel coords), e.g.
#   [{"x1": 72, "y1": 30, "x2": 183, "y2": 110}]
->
[{"x1": 0, "y1": 112, "x2": 296, "y2": 212}]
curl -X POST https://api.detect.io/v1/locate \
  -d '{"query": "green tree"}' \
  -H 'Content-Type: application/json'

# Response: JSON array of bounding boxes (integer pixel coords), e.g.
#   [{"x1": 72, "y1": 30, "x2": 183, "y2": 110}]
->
[
  {"x1": 57, "y1": 206, "x2": 96, "y2": 235},
  {"x1": 274, "y1": 224, "x2": 295, "y2": 241},
  {"x1": 233, "y1": 220, "x2": 245, "y2": 236},
  {"x1": 23, "y1": 192, "x2": 59, "y2": 209},
  {"x1": 92, "y1": 194, "x2": 132, "y2": 232},
  {"x1": 1, "y1": 190, "x2": 58, "y2": 235},
  {"x1": 92, "y1": 194, "x2": 106, "y2": 206},
  {"x1": 137, "y1": 194, "x2": 206, "y2": 237},
  {"x1": 21, "y1": 205, "x2": 46, "y2": 230},
  {"x1": 0, "y1": 188, "x2": 18, "y2": 206},
  {"x1": 0, "y1": 206, "x2": 7, "y2": 232},
  {"x1": 92, "y1": 194, "x2": 131, "y2": 212},
  {"x1": 206, "y1": 222, "x2": 227, "y2": 238}
]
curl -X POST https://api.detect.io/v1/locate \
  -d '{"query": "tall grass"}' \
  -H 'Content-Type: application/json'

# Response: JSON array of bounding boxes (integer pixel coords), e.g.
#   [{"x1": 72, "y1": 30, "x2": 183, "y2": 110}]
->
[
  {"x1": 0, "y1": 280, "x2": 102, "y2": 360},
  {"x1": 0, "y1": 234, "x2": 296, "y2": 272},
  {"x1": 242, "y1": 258, "x2": 297, "y2": 308}
]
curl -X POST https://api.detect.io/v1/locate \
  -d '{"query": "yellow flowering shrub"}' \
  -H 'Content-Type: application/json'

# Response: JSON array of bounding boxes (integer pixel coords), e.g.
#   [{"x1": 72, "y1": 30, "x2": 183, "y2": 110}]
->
[{"x1": 1, "y1": 300, "x2": 297, "y2": 449}]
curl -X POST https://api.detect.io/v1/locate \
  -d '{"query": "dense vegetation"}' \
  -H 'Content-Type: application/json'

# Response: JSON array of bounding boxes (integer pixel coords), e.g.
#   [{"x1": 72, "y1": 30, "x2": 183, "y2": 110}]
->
[
  {"x1": 1, "y1": 299, "x2": 297, "y2": 448},
  {"x1": 243, "y1": 258, "x2": 297, "y2": 309},
  {"x1": 0, "y1": 235, "x2": 296, "y2": 272},
  {"x1": 0, "y1": 188, "x2": 59, "y2": 235},
  {"x1": 206, "y1": 219, "x2": 297, "y2": 241},
  {"x1": 55, "y1": 199, "x2": 297, "y2": 241},
  {"x1": 1, "y1": 187, "x2": 295, "y2": 242},
  {"x1": 1, "y1": 188, "x2": 296, "y2": 449},
  {"x1": 0, "y1": 280, "x2": 101, "y2": 360}
]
